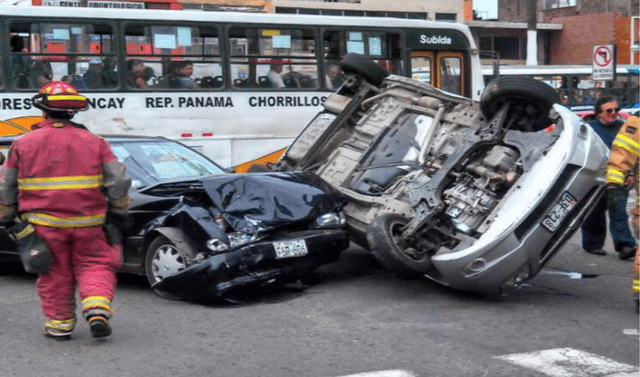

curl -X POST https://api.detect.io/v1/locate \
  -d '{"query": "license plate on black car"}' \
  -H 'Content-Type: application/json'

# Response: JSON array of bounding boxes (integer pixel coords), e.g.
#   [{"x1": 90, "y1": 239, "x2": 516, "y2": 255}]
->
[
  {"x1": 541, "y1": 191, "x2": 577, "y2": 232},
  {"x1": 273, "y1": 239, "x2": 308, "y2": 259}
]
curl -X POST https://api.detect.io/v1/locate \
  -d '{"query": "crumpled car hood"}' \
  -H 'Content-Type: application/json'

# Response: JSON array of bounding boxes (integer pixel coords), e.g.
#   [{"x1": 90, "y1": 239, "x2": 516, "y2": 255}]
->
[
  {"x1": 201, "y1": 171, "x2": 348, "y2": 233},
  {"x1": 150, "y1": 171, "x2": 351, "y2": 300}
]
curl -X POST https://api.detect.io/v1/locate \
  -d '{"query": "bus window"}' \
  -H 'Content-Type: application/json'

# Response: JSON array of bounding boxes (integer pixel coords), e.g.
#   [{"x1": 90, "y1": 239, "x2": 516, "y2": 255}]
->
[
  {"x1": 439, "y1": 54, "x2": 463, "y2": 96},
  {"x1": 9, "y1": 22, "x2": 115, "y2": 91},
  {"x1": 410, "y1": 53, "x2": 433, "y2": 85},
  {"x1": 229, "y1": 27, "x2": 317, "y2": 89},
  {"x1": 323, "y1": 29, "x2": 403, "y2": 88},
  {"x1": 124, "y1": 24, "x2": 222, "y2": 90}
]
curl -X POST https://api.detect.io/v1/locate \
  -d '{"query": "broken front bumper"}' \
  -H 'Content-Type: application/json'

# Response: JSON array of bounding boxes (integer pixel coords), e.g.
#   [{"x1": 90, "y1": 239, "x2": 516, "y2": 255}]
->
[{"x1": 152, "y1": 228, "x2": 349, "y2": 300}]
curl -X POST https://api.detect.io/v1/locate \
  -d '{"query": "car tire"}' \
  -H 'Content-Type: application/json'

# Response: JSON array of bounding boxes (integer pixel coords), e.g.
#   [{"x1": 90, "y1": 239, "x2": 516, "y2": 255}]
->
[
  {"x1": 367, "y1": 213, "x2": 432, "y2": 279},
  {"x1": 339, "y1": 53, "x2": 390, "y2": 87},
  {"x1": 145, "y1": 235, "x2": 191, "y2": 299},
  {"x1": 480, "y1": 76, "x2": 560, "y2": 132}
]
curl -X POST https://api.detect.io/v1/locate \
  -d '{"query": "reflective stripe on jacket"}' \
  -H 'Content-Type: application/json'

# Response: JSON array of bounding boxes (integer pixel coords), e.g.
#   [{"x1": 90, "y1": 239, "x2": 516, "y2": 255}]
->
[
  {"x1": 0, "y1": 119, "x2": 131, "y2": 227},
  {"x1": 606, "y1": 116, "x2": 640, "y2": 209}
]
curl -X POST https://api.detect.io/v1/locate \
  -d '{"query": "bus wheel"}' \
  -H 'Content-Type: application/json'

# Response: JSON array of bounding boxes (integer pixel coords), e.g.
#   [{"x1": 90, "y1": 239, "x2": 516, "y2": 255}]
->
[
  {"x1": 480, "y1": 76, "x2": 560, "y2": 132},
  {"x1": 367, "y1": 213, "x2": 432, "y2": 279},
  {"x1": 339, "y1": 53, "x2": 390, "y2": 87}
]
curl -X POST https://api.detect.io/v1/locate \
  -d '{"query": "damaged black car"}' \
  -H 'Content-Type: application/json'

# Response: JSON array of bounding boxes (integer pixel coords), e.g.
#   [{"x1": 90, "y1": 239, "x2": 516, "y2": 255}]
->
[{"x1": 0, "y1": 136, "x2": 350, "y2": 300}]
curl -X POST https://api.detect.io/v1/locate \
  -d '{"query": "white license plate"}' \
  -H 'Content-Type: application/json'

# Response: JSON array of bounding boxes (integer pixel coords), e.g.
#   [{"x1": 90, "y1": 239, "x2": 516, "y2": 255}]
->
[
  {"x1": 273, "y1": 239, "x2": 308, "y2": 259},
  {"x1": 541, "y1": 191, "x2": 577, "y2": 232}
]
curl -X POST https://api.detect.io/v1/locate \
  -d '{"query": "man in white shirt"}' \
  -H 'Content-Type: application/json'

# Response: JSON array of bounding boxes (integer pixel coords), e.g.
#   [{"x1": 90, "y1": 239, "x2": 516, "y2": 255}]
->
[{"x1": 267, "y1": 63, "x2": 285, "y2": 88}]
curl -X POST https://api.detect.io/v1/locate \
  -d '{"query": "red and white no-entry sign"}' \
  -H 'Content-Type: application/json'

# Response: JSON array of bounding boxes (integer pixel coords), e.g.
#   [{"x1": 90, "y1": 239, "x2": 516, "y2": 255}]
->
[{"x1": 592, "y1": 44, "x2": 616, "y2": 81}]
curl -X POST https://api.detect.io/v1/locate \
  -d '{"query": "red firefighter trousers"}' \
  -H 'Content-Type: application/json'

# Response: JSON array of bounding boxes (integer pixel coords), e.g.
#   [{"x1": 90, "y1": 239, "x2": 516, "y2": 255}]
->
[{"x1": 34, "y1": 225, "x2": 122, "y2": 322}]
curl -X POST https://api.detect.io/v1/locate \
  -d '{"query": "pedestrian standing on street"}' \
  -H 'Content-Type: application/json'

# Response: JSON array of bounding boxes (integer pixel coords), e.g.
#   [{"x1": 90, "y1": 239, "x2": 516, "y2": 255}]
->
[
  {"x1": 581, "y1": 96, "x2": 638, "y2": 258},
  {"x1": 0, "y1": 81, "x2": 131, "y2": 340},
  {"x1": 605, "y1": 116, "x2": 639, "y2": 308}
]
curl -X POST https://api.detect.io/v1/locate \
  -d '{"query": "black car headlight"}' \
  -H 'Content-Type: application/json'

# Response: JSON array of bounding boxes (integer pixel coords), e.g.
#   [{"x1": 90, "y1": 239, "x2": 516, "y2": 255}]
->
[
  {"x1": 206, "y1": 232, "x2": 257, "y2": 252},
  {"x1": 228, "y1": 232, "x2": 256, "y2": 248},
  {"x1": 206, "y1": 238, "x2": 229, "y2": 252},
  {"x1": 312, "y1": 211, "x2": 346, "y2": 228}
]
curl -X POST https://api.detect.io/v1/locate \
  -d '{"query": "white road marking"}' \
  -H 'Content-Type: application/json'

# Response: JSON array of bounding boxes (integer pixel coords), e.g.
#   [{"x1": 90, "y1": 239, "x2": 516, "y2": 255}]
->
[
  {"x1": 337, "y1": 371, "x2": 416, "y2": 377},
  {"x1": 623, "y1": 328, "x2": 640, "y2": 336},
  {"x1": 495, "y1": 348, "x2": 639, "y2": 377}
]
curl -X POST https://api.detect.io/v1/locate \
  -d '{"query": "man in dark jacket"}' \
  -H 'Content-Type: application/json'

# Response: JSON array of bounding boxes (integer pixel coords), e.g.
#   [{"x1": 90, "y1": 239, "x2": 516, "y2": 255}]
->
[{"x1": 581, "y1": 96, "x2": 637, "y2": 259}]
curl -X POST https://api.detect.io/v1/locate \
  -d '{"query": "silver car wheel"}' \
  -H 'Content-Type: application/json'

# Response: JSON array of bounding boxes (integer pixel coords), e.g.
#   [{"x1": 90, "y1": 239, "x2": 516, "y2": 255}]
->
[
  {"x1": 151, "y1": 244, "x2": 186, "y2": 282},
  {"x1": 145, "y1": 235, "x2": 190, "y2": 288}
]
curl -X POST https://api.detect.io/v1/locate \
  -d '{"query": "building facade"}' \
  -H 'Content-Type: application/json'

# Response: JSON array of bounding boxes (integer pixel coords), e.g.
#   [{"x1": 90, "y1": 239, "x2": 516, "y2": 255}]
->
[
  {"x1": 30, "y1": 0, "x2": 472, "y2": 19},
  {"x1": 272, "y1": 0, "x2": 473, "y2": 22},
  {"x1": 31, "y1": 0, "x2": 273, "y2": 12},
  {"x1": 498, "y1": 0, "x2": 639, "y2": 64}
]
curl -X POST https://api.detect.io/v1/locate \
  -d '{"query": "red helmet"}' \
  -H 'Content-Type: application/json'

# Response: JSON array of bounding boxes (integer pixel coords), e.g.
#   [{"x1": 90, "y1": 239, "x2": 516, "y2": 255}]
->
[{"x1": 32, "y1": 81, "x2": 89, "y2": 112}]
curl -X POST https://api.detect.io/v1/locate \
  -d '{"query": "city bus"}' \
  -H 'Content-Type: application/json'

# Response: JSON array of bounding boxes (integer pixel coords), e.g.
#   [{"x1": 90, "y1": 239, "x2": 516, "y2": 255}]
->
[
  {"x1": 482, "y1": 64, "x2": 640, "y2": 110},
  {"x1": 0, "y1": 6, "x2": 485, "y2": 167}
]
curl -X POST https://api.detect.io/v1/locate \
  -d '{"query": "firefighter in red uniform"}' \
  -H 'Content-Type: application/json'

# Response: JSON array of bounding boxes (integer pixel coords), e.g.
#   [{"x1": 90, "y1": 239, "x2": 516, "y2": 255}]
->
[
  {"x1": 605, "y1": 116, "x2": 639, "y2": 309},
  {"x1": 0, "y1": 81, "x2": 131, "y2": 339}
]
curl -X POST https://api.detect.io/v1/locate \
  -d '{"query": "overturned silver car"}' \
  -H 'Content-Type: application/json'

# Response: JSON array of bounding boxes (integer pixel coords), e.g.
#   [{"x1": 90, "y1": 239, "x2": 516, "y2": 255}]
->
[{"x1": 269, "y1": 54, "x2": 609, "y2": 293}]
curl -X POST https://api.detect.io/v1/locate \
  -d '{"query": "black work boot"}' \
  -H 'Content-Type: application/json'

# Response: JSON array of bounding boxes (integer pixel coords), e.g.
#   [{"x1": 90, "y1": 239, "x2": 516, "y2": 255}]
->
[
  {"x1": 88, "y1": 316, "x2": 112, "y2": 339},
  {"x1": 618, "y1": 245, "x2": 637, "y2": 260}
]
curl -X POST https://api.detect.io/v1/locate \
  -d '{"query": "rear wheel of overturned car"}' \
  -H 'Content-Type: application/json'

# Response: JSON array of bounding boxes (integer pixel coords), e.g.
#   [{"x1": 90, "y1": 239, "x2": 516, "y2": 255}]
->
[
  {"x1": 145, "y1": 235, "x2": 191, "y2": 299},
  {"x1": 479, "y1": 76, "x2": 560, "y2": 132},
  {"x1": 339, "y1": 53, "x2": 390, "y2": 87},
  {"x1": 367, "y1": 214, "x2": 432, "y2": 279}
]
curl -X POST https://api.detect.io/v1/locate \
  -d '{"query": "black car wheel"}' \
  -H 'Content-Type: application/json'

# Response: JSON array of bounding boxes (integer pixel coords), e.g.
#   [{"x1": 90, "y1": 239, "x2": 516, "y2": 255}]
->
[
  {"x1": 480, "y1": 76, "x2": 560, "y2": 132},
  {"x1": 339, "y1": 53, "x2": 390, "y2": 87},
  {"x1": 367, "y1": 213, "x2": 432, "y2": 279}
]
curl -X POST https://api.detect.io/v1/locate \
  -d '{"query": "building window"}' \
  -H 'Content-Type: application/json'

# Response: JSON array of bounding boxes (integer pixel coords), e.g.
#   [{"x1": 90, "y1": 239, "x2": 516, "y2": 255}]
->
[
  {"x1": 299, "y1": 8, "x2": 320, "y2": 15},
  {"x1": 435, "y1": 13, "x2": 457, "y2": 22},
  {"x1": 479, "y1": 36, "x2": 525, "y2": 60},
  {"x1": 543, "y1": 0, "x2": 577, "y2": 9},
  {"x1": 275, "y1": 7, "x2": 297, "y2": 14},
  {"x1": 365, "y1": 11, "x2": 384, "y2": 17},
  {"x1": 344, "y1": 10, "x2": 365, "y2": 17},
  {"x1": 408, "y1": 13, "x2": 428, "y2": 20},
  {"x1": 387, "y1": 12, "x2": 407, "y2": 19},
  {"x1": 321, "y1": 9, "x2": 343, "y2": 16}
]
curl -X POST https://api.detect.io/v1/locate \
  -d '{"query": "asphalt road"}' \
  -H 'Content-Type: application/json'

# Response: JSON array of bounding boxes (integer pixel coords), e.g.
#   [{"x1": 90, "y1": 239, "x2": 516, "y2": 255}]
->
[{"x1": 0, "y1": 228, "x2": 638, "y2": 377}]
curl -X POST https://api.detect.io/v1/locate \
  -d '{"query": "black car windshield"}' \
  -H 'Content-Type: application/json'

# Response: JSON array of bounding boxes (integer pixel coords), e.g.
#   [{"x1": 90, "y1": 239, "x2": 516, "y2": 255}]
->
[{"x1": 110, "y1": 140, "x2": 225, "y2": 189}]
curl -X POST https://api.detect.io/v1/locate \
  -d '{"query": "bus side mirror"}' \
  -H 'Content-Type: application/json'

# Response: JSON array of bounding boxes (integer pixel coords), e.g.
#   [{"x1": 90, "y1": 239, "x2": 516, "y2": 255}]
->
[{"x1": 0, "y1": 152, "x2": 5, "y2": 165}]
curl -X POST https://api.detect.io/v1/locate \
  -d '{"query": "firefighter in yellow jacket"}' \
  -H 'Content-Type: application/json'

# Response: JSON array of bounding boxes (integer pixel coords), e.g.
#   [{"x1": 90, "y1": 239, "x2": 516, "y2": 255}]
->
[{"x1": 605, "y1": 115, "x2": 639, "y2": 308}]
